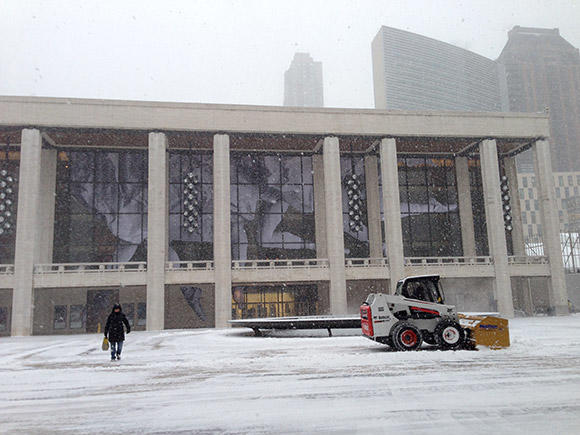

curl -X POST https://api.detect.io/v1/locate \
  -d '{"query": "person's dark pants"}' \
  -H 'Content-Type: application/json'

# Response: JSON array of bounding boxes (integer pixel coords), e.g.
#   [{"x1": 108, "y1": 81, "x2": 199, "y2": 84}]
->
[{"x1": 110, "y1": 341, "x2": 124, "y2": 359}]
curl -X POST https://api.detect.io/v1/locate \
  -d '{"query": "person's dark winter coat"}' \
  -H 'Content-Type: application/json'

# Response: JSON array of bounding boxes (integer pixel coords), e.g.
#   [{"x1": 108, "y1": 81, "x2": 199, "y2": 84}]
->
[{"x1": 104, "y1": 304, "x2": 131, "y2": 342}]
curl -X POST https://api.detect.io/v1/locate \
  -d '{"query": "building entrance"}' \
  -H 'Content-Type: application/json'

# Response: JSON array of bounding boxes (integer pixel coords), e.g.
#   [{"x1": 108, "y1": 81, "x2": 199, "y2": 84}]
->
[{"x1": 232, "y1": 284, "x2": 318, "y2": 319}]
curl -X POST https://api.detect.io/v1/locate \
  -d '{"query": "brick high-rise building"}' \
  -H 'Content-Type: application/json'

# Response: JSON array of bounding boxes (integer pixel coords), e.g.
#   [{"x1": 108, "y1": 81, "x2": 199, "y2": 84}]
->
[
  {"x1": 497, "y1": 26, "x2": 580, "y2": 172},
  {"x1": 284, "y1": 53, "x2": 324, "y2": 107}
]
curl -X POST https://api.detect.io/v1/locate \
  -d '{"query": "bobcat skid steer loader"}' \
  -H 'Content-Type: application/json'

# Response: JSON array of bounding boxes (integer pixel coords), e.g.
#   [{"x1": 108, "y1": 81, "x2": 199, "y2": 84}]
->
[{"x1": 360, "y1": 275, "x2": 510, "y2": 351}]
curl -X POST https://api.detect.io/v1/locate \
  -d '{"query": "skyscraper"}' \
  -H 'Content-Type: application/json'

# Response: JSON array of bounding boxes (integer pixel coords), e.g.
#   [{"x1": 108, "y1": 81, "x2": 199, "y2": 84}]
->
[
  {"x1": 371, "y1": 25, "x2": 580, "y2": 236},
  {"x1": 284, "y1": 52, "x2": 323, "y2": 107},
  {"x1": 372, "y1": 26, "x2": 507, "y2": 112},
  {"x1": 497, "y1": 26, "x2": 580, "y2": 172}
]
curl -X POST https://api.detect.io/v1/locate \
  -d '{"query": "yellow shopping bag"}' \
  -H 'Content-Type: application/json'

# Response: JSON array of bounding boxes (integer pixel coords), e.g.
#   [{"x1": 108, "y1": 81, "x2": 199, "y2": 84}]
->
[{"x1": 102, "y1": 337, "x2": 109, "y2": 351}]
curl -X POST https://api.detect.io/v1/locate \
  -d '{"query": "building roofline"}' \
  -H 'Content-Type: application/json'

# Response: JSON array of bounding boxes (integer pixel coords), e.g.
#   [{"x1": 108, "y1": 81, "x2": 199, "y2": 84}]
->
[
  {"x1": 0, "y1": 95, "x2": 551, "y2": 147},
  {"x1": 509, "y1": 26, "x2": 560, "y2": 36},
  {"x1": 377, "y1": 25, "x2": 496, "y2": 65},
  {"x1": 0, "y1": 95, "x2": 550, "y2": 155},
  {"x1": 0, "y1": 95, "x2": 549, "y2": 120}
]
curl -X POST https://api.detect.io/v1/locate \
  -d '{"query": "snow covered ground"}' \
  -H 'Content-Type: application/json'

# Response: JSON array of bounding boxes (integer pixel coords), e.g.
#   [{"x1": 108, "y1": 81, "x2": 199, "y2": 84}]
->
[{"x1": 1, "y1": 316, "x2": 580, "y2": 434}]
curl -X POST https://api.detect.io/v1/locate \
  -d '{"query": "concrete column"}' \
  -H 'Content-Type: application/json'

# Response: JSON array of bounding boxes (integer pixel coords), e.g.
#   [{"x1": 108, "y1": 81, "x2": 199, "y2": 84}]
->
[
  {"x1": 365, "y1": 155, "x2": 382, "y2": 258},
  {"x1": 36, "y1": 148, "x2": 57, "y2": 263},
  {"x1": 533, "y1": 139, "x2": 569, "y2": 315},
  {"x1": 312, "y1": 154, "x2": 327, "y2": 258},
  {"x1": 379, "y1": 138, "x2": 404, "y2": 294},
  {"x1": 213, "y1": 134, "x2": 232, "y2": 327},
  {"x1": 504, "y1": 156, "x2": 525, "y2": 256},
  {"x1": 504, "y1": 156, "x2": 528, "y2": 314},
  {"x1": 11, "y1": 129, "x2": 43, "y2": 335},
  {"x1": 146, "y1": 132, "x2": 168, "y2": 331},
  {"x1": 322, "y1": 137, "x2": 347, "y2": 314},
  {"x1": 480, "y1": 139, "x2": 514, "y2": 318},
  {"x1": 455, "y1": 157, "x2": 476, "y2": 257}
]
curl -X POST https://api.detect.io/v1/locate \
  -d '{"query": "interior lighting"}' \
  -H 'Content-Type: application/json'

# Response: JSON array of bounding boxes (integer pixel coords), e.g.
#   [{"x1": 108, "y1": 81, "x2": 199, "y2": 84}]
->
[
  {"x1": 0, "y1": 163, "x2": 16, "y2": 236},
  {"x1": 182, "y1": 161, "x2": 201, "y2": 234},
  {"x1": 343, "y1": 172, "x2": 365, "y2": 233},
  {"x1": 500, "y1": 174, "x2": 512, "y2": 232}
]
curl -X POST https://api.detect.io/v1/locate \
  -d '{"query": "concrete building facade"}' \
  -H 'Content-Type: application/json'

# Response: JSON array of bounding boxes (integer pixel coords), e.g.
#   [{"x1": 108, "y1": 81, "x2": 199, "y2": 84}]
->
[
  {"x1": 371, "y1": 25, "x2": 580, "y2": 269},
  {"x1": 284, "y1": 53, "x2": 324, "y2": 107},
  {"x1": 0, "y1": 96, "x2": 569, "y2": 336}
]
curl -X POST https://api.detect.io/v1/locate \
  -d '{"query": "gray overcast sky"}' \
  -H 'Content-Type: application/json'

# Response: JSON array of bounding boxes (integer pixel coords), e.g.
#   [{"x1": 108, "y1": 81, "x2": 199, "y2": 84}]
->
[{"x1": 1, "y1": 0, "x2": 579, "y2": 108}]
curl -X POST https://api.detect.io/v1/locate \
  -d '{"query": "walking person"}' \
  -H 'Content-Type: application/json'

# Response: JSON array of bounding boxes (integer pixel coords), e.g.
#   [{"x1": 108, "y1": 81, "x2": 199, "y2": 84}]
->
[{"x1": 104, "y1": 304, "x2": 131, "y2": 361}]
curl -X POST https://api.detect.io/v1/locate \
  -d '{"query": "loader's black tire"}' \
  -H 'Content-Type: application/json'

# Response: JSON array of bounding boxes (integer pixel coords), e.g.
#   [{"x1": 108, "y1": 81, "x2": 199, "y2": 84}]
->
[
  {"x1": 391, "y1": 322, "x2": 422, "y2": 351},
  {"x1": 434, "y1": 319, "x2": 465, "y2": 350}
]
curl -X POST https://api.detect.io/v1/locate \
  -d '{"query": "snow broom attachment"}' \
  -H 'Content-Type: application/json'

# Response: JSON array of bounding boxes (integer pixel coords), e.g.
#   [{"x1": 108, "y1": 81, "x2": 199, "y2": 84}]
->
[{"x1": 458, "y1": 314, "x2": 510, "y2": 349}]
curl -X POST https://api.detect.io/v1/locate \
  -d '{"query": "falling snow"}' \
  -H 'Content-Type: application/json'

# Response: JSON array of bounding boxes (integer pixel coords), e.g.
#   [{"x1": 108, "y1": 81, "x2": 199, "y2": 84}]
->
[{"x1": 1, "y1": 315, "x2": 580, "y2": 433}]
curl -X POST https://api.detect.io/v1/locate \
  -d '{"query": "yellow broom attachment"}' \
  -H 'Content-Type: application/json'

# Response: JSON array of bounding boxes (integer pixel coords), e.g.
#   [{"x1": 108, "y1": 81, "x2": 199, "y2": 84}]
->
[{"x1": 458, "y1": 314, "x2": 510, "y2": 349}]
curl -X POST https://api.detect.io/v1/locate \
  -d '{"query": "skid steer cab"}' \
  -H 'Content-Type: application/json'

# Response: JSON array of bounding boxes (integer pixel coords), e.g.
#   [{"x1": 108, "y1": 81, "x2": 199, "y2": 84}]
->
[{"x1": 360, "y1": 275, "x2": 466, "y2": 351}]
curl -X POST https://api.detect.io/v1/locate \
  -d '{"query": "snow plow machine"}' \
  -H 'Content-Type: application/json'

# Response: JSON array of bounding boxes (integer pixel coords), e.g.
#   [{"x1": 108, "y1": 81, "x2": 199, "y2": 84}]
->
[{"x1": 360, "y1": 275, "x2": 510, "y2": 351}]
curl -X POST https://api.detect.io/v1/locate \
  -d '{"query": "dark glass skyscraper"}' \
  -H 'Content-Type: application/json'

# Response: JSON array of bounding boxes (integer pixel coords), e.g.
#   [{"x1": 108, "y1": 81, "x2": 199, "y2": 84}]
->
[{"x1": 497, "y1": 26, "x2": 580, "y2": 171}]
